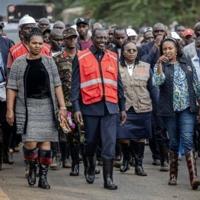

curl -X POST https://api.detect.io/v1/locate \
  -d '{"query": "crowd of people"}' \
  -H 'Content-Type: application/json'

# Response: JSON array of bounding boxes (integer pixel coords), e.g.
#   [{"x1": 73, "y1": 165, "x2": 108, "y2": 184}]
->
[{"x1": 0, "y1": 14, "x2": 200, "y2": 191}]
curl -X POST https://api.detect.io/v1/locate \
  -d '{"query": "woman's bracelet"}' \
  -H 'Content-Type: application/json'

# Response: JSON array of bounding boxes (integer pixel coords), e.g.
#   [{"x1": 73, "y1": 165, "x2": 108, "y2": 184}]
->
[{"x1": 60, "y1": 107, "x2": 67, "y2": 110}]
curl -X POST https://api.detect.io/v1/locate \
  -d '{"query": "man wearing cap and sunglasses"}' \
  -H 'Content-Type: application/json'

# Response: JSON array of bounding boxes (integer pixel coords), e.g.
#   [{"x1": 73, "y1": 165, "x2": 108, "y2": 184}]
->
[
  {"x1": 76, "y1": 18, "x2": 93, "y2": 50},
  {"x1": 142, "y1": 27, "x2": 154, "y2": 44},
  {"x1": 140, "y1": 22, "x2": 168, "y2": 67}
]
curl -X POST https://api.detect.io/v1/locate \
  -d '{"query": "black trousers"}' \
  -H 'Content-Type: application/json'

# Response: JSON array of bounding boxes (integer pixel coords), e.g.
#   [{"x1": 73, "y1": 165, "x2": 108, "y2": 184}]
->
[{"x1": 0, "y1": 102, "x2": 15, "y2": 152}]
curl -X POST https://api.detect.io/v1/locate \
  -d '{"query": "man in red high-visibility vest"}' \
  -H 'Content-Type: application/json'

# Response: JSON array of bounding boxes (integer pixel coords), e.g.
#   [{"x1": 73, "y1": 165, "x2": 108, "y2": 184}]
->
[{"x1": 71, "y1": 28, "x2": 127, "y2": 190}]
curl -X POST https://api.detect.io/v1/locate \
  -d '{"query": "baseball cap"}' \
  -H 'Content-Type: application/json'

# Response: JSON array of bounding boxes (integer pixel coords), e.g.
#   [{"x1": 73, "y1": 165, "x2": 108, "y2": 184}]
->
[
  {"x1": 39, "y1": 18, "x2": 50, "y2": 25},
  {"x1": 143, "y1": 27, "x2": 153, "y2": 34},
  {"x1": 153, "y1": 23, "x2": 167, "y2": 32},
  {"x1": 19, "y1": 14, "x2": 36, "y2": 27},
  {"x1": 50, "y1": 29, "x2": 63, "y2": 38},
  {"x1": 76, "y1": 18, "x2": 89, "y2": 26},
  {"x1": 126, "y1": 28, "x2": 137, "y2": 37},
  {"x1": 183, "y1": 28, "x2": 194, "y2": 37},
  {"x1": 53, "y1": 21, "x2": 65, "y2": 30},
  {"x1": 63, "y1": 27, "x2": 77, "y2": 38},
  {"x1": 170, "y1": 31, "x2": 182, "y2": 40}
]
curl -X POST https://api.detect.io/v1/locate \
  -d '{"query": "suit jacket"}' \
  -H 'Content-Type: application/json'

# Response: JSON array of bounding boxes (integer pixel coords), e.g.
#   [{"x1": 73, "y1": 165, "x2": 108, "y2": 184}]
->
[
  {"x1": 183, "y1": 42, "x2": 200, "y2": 82},
  {"x1": 0, "y1": 36, "x2": 13, "y2": 72},
  {"x1": 71, "y1": 46, "x2": 126, "y2": 116},
  {"x1": 183, "y1": 42, "x2": 197, "y2": 61},
  {"x1": 140, "y1": 41, "x2": 160, "y2": 69}
]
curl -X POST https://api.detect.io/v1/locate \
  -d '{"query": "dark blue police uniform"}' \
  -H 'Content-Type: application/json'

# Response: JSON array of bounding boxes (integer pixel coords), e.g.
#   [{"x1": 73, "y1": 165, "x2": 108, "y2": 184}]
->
[{"x1": 71, "y1": 46, "x2": 125, "y2": 188}]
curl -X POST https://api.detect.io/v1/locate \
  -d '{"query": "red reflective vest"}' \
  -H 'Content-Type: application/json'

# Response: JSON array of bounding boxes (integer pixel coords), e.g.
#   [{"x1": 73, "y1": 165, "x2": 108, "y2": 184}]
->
[{"x1": 78, "y1": 49, "x2": 118, "y2": 105}]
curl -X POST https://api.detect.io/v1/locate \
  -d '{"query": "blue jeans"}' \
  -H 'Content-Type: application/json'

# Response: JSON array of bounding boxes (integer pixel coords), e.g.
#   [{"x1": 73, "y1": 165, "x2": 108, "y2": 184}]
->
[{"x1": 162, "y1": 108, "x2": 196, "y2": 154}]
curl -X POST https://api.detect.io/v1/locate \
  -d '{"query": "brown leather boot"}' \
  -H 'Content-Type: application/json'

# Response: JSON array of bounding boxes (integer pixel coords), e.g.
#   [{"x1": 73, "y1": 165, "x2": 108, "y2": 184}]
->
[
  {"x1": 185, "y1": 150, "x2": 200, "y2": 190},
  {"x1": 168, "y1": 151, "x2": 178, "y2": 185}
]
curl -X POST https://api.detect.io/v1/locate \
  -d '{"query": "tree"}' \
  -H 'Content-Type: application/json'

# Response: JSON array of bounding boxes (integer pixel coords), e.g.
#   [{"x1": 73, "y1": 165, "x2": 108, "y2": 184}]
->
[
  {"x1": 30, "y1": 0, "x2": 200, "y2": 27},
  {"x1": 82, "y1": 0, "x2": 200, "y2": 27}
]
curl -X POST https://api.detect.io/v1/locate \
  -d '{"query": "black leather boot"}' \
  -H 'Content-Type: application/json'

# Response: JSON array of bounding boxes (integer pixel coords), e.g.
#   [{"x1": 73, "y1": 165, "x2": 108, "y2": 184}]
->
[
  {"x1": 38, "y1": 164, "x2": 50, "y2": 189},
  {"x1": 103, "y1": 158, "x2": 118, "y2": 190},
  {"x1": 38, "y1": 150, "x2": 51, "y2": 189},
  {"x1": 131, "y1": 141, "x2": 147, "y2": 176},
  {"x1": 120, "y1": 143, "x2": 130, "y2": 173},
  {"x1": 84, "y1": 156, "x2": 96, "y2": 184},
  {"x1": 23, "y1": 147, "x2": 38, "y2": 186},
  {"x1": 27, "y1": 160, "x2": 37, "y2": 186},
  {"x1": 70, "y1": 143, "x2": 79, "y2": 176}
]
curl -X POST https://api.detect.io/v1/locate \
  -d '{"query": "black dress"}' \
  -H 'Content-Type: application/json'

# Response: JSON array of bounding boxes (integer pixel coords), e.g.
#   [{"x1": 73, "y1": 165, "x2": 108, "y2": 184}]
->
[{"x1": 22, "y1": 58, "x2": 58, "y2": 142}]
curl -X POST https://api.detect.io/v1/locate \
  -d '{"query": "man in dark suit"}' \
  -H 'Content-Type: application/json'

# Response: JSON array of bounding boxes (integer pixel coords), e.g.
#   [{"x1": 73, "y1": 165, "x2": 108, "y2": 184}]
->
[
  {"x1": 0, "y1": 22, "x2": 14, "y2": 165},
  {"x1": 71, "y1": 28, "x2": 126, "y2": 190}
]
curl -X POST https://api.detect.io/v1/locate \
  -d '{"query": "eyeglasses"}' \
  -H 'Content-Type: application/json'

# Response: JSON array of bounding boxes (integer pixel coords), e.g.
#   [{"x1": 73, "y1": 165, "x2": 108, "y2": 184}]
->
[
  {"x1": 63, "y1": 35, "x2": 77, "y2": 40},
  {"x1": 154, "y1": 30, "x2": 165, "y2": 33},
  {"x1": 145, "y1": 37, "x2": 154, "y2": 40}
]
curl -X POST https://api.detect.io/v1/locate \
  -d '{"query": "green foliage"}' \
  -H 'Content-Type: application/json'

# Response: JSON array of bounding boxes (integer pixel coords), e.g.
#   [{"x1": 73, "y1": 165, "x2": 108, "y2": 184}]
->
[
  {"x1": 30, "y1": 0, "x2": 200, "y2": 27},
  {"x1": 81, "y1": 0, "x2": 200, "y2": 27}
]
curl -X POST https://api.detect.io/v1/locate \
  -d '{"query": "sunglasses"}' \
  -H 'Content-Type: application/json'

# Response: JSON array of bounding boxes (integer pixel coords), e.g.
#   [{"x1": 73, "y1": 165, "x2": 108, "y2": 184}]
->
[
  {"x1": 125, "y1": 49, "x2": 137, "y2": 52},
  {"x1": 154, "y1": 30, "x2": 165, "y2": 33}
]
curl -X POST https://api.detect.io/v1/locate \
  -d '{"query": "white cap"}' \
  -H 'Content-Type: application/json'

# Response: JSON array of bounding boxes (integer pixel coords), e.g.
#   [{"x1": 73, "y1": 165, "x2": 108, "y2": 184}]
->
[
  {"x1": 19, "y1": 15, "x2": 36, "y2": 27},
  {"x1": 126, "y1": 28, "x2": 137, "y2": 37},
  {"x1": 170, "y1": 31, "x2": 182, "y2": 40}
]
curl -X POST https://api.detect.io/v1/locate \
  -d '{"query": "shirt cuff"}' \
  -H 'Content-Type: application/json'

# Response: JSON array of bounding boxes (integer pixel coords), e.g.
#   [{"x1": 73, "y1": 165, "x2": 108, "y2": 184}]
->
[
  {"x1": 118, "y1": 98, "x2": 126, "y2": 112},
  {"x1": 153, "y1": 72, "x2": 165, "y2": 86},
  {"x1": 72, "y1": 100, "x2": 81, "y2": 112}
]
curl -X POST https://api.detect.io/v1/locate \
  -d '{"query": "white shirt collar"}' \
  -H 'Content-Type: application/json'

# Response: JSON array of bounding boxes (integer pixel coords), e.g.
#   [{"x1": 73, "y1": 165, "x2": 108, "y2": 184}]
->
[{"x1": 125, "y1": 61, "x2": 134, "y2": 76}]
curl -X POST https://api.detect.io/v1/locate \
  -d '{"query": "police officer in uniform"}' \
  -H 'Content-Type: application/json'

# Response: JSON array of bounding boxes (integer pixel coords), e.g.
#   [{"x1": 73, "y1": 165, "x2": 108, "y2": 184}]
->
[{"x1": 71, "y1": 28, "x2": 126, "y2": 190}]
